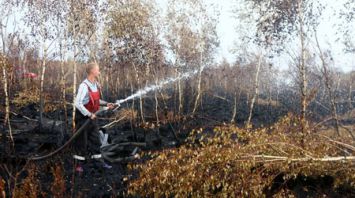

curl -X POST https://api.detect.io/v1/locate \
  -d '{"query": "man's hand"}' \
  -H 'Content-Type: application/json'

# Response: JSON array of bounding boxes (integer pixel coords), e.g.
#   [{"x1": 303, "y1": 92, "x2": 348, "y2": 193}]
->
[
  {"x1": 90, "y1": 114, "x2": 96, "y2": 120},
  {"x1": 107, "y1": 103, "x2": 115, "y2": 110}
]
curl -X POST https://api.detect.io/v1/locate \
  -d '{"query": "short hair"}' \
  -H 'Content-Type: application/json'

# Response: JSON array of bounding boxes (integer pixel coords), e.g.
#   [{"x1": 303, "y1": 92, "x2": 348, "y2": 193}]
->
[{"x1": 86, "y1": 62, "x2": 99, "y2": 74}]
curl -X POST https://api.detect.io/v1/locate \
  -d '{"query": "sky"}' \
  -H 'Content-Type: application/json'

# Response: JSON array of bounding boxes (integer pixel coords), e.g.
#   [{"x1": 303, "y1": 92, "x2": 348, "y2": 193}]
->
[
  {"x1": 157, "y1": 0, "x2": 355, "y2": 72},
  {"x1": 2, "y1": 0, "x2": 355, "y2": 72}
]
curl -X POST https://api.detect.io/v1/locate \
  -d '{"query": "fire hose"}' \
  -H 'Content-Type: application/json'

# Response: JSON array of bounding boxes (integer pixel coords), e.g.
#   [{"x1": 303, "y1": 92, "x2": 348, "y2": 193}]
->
[
  {"x1": 29, "y1": 70, "x2": 199, "y2": 161},
  {"x1": 30, "y1": 101, "x2": 145, "y2": 161}
]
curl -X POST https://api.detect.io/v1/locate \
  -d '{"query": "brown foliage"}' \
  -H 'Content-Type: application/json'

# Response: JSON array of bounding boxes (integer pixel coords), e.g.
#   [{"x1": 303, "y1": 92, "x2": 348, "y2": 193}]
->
[
  {"x1": 128, "y1": 115, "x2": 355, "y2": 197},
  {"x1": 15, "y1": 165, "x2": 40, "y2": 198},
  {"x1": 0, "y1": 177, "x2": 5, "y2": 198},
  {"x1": 12, "y1": 86, "x2": 61, "y2": 112},
  {"x1": 51, "y1": 165, "x2": 66, "y2": 198}
]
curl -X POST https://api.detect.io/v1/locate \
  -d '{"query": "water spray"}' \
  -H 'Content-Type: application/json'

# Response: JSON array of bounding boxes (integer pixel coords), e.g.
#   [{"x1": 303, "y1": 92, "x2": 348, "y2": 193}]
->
[
  {"x1": 30, "y1": 69, "x2": 200, "y2": 161},
  {"x1": 114, "y1": 69, "x2": 200, "y2": 108}
]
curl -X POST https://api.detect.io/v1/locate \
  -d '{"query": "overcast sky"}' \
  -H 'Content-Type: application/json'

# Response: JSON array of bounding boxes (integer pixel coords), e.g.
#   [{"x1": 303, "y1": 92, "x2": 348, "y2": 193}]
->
[
  {"x1": 3, "y1": 0, "x2": 355, "y2": 72},
  {"x1": 157, "y1": 0, "x2": 355, "y2": 72}
]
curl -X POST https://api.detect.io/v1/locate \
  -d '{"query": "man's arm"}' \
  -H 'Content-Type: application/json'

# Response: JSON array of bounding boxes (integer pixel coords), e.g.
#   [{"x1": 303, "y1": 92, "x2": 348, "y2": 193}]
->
[
  {"x1": 99, "y1": 99, "x2": 108, "y2": 106},
  {"x1": 75, "y1": 84, "x2": 92, "y2": 117}
]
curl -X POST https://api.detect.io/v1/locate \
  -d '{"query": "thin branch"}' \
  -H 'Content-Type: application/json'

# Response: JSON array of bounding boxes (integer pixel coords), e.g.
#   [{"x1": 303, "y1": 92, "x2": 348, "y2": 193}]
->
[
  {"x1": 246, "y1": 155, "x2": 355, "y2": 162},
  {"x1": 101, "y1": 116, "x2": 127, "y2": 129},
  {"x1": 319, "y1": 135, "x2": 355, "y2": 152}
]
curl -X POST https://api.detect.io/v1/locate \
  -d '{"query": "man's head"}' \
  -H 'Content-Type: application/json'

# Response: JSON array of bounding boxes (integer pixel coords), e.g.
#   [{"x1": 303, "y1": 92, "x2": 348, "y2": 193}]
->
[{"x1": 86, "y1": 62, "x2": 100, "y2": 78}]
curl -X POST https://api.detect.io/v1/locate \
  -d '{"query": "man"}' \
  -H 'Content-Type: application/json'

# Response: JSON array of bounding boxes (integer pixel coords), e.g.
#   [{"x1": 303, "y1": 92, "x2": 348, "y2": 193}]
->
[{"x1": 74, "y1": 62, "x2": 115, "y2": 172}]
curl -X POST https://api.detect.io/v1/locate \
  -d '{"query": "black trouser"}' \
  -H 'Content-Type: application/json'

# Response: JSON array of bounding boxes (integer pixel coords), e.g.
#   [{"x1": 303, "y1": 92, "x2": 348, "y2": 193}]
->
[{"x1": 73, "y1": 110, "x2": 101, "y2": 157}]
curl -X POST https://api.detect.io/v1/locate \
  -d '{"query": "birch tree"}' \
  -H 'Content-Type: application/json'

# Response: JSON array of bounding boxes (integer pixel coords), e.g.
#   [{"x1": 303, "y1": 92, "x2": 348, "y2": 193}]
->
[
  {"x1": 22, "y1": 0, "x2": 68, "y2": 130},
  {"x1": 0, "y1": 0, "x2": 18, "y2": 147},
  {"x1": 67, "y1": 0, "x2": 98, "y2": 130},
  {"x1": 166, "y1": 0, "x2": 219, "y2": 116},
  {"x1": 314, "y1": 31, "x2": 340, "y2": 136},
  {"x1": 246, "y1": 54, "x2": 263, "y2": 128},
  {"x1": 243, "y1": 0, "x2": 323, "y2": 134},
  {"x1": 106, "y1": 0, "x2": 161, "y2": 123}
]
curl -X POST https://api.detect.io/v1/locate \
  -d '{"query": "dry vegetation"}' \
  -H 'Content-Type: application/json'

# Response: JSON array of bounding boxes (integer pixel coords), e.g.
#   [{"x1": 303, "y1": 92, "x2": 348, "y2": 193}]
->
[
  {"x1": 128, "y1": 115, "x2": 355, "y2": 197},
  {"x1": 0, "y1": 0, "x2": 354, "y2": 197}
]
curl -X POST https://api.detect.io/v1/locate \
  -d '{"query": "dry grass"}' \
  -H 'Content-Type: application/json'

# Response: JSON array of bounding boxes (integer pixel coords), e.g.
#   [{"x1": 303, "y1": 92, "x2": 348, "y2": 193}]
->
[
  {"x1": 102, "y1": 108, "x2": 138, "y2": 129},
  {"x1": 12, "y1": 87, "x2": 61, "y2": 112},
  {"x1": 116, "y1": 108, "x2": 138, "y2": 121}
]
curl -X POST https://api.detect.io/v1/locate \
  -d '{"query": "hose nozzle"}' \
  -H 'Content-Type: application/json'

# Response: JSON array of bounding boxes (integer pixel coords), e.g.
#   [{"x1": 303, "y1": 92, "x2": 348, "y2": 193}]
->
[
  {"x1": 115, "y1": 99, "x2": 125, "y2": 105},
  {"x1": 112, "y1": 99, "x2": 125, "y2": 112}
]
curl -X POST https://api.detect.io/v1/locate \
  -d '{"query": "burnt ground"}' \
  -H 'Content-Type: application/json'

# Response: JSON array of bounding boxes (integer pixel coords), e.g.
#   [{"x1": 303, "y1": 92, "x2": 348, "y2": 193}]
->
[
  {"x1": 0, "y1": 104, "x2": 185, "y2": 197},
  {"x1": 1, "y1": 100, "x2": 354, "y2": 197},
  {"x1": 1, "y1": 126, "x2": 178, "y2": 197}
]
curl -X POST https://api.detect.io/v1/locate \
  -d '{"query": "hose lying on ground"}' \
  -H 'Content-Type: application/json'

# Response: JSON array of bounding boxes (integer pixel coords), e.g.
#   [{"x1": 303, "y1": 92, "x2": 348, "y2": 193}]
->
[
  {"x1": 29, "y1": 108, "x2": 107, "y2": 161},
  {"x1": 100, "y1": 142, "x2": 146, "y2": 163},
  {"x1": 30, "y1": 109, "x2": 106, "y2": 161},
  {"x1": 30, "y1": 107, "x2": 146, "y2": 161}
]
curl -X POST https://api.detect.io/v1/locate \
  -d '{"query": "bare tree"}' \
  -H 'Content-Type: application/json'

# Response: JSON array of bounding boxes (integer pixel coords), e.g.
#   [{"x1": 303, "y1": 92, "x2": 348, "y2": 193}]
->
[
  {"x1": 67, "y1": 0, "x2": 98, "y2": 130},
  {"x1": 297, "y1": 0, "x2": 309, "y2": 134},
  {"x1": 21, "y1": 0, "x2": 68, "y2": 131},
  {"x1": 246, "y1": 54, "x2": 262, "y2": 128},
  {"x1": 59, "y1": 31, "x2": 68, "y2": 132},
  {"x1": 0, "y1": 54, "x2": 12, "y2": 145},
  {"x1": 0, "y1": 2, "x2": 15, "y2": 147},
  {"x1": 243, "y1": 0, "x2": 323, "y2": 134},
  {"x1": 314, "y1": 30, "x2": 340, "y2": 136},
  {"x1": 166, "y1": 0, "x2": 218, "y2": 116},
  {"x1": 106, "y1": 0, "x2": 161, "y2": 123}
]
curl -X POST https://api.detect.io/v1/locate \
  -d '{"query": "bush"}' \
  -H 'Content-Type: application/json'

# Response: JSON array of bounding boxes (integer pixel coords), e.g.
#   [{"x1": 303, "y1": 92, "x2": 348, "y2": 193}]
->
[
  {"x1": 12, "y1": 87, "x2": 61, "y2": 112},
  {"x1": 12, "y1": 87, "x2": 40, "y2": 107},
  {"x1": 51, "y1": 164, "x2": 66, "y2": 198},
  {"x1": 14, "y1": 164, "x2": 40, "y2": 198},
  {"x1": 128, "y1": 115, "x2": 355, "y2": 197},
  {"x1": 0, "y1": 177, "x2": 5, "y2": 197}
]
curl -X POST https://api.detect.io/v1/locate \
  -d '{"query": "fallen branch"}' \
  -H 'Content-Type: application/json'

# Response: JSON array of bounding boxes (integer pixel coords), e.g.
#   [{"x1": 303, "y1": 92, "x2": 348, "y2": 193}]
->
[
  {"x1": 338, "y1": 124, "x2": 355, "y2": 140},
  {"x1": 319, "y1": 135, "x2": 355, "y2": 152},
  {"x1": 5, "y1": 129, "x2": 32, "y2": 135},
  {"x1": 10, "y1": 111, "x2": 37, "y2": 122},
  {"x1": 102, "y1": 115, "x2": 127, "y2": 129},
  {"x1": 247, "y1": 155, "x2": 355, "y2": 162},
  {"x1": 114, "y1": 142, "x2": 146, "y2": 147},
  {"x1": 311, "y1": 117, "x2": 355, "y2": 140},
  {"x1": 311, "y1": 116, "x2": 333, "y2": 131}
]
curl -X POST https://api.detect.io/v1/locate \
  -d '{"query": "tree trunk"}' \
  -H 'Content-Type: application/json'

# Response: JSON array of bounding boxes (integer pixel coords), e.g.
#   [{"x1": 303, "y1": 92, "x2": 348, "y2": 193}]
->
[
  {"x1": 60, "y1": 36, "x2": 68, "y2": 133},
  {"x1": 72, "y1": 43, "x2": 77, "y2": 132},
  {"x1": 349, "y1": 77, "x2": 353, "y2": 117},
  {"x1": 1, "y1": 57, "x2": 13, "y2": 146},
  {"x1": 246, "y1": 54, "x2": 262, "y2": 128},
  {"x1": 22, "y1": 54, "x2": 27, "y2": 89},
  {"x1": 192, "y1": 51, "x2": 204, "y2": 114},
  {"x1": 71, "y1": 12, "x2": 78, "y2": 132},
  {"x1": 230, "y1": 91, "x2": 238, "y2": 123},
  {"x1": 1, "y1": 23, "x2": 13, "y2": 147},
  {"x1": 178, "y1": 70, "x2": 183, "y2": 116},
  {"x1": 39, "y1": 44, "x2": 47, "y2": 131},
  {"x1": 132, "y1": 62, "x2": 144, "y2": 123},
  {"x1": 299, "y1": 0, "x2": 308, "y2": 134},
  {"x1": 155, "y1": 88, "x2": 160, "y2": 126},
  {"x1": 315, "y1": 30, "x2": 340, "y2": 136},
  {"x1": 130, "y1": 80, "x2": 137, "y2": 141}
]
